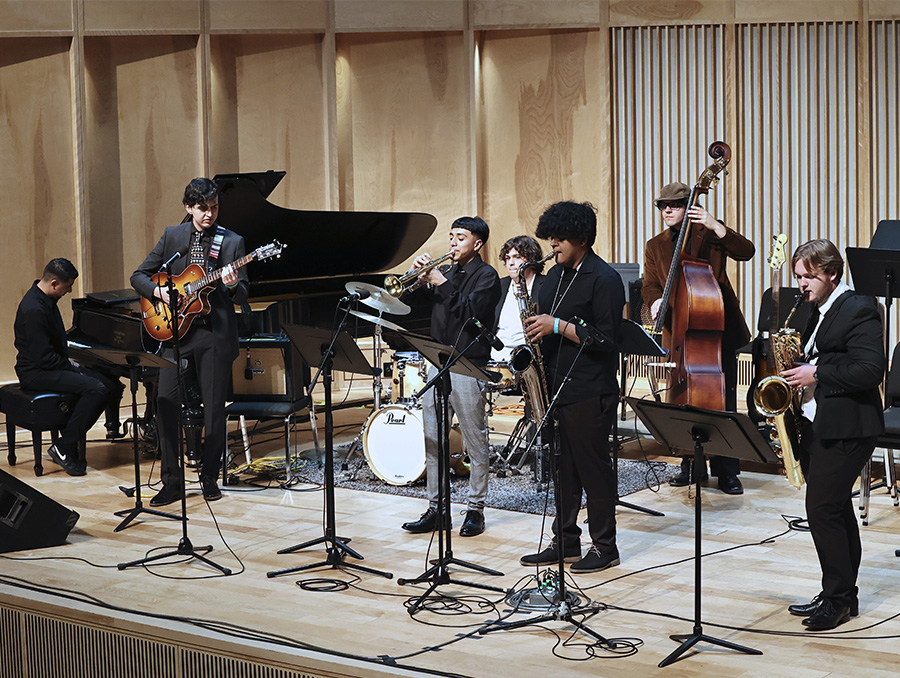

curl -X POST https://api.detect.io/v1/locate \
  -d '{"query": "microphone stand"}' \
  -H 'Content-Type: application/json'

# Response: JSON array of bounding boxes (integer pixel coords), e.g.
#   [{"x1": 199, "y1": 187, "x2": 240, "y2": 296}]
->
[
  {"x1": 398, "y1": 325, "x2": 505, "y2": 615},
  {"x1": 118, "y1": 260, "x2": 231, "y2": 574},
  {"x1": 479, "y1": 334, "x2": 607, "y2": 642}
]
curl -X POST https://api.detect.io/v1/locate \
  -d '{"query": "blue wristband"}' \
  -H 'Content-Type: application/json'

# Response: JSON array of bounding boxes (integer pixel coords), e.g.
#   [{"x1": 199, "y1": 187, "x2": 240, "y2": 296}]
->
[{"x1": 553, "y1": 318, "x2": 560, "y2": 335}]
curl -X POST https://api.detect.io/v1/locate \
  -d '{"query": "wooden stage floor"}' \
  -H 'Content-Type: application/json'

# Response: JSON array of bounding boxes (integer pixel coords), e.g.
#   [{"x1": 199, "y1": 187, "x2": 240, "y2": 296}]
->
[{"x1": 3, "y1": 418, "x2": 900, "y2": 678}]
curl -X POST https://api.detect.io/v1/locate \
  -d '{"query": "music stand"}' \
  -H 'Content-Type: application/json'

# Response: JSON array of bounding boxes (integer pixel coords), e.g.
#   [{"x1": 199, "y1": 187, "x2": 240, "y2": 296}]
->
[
  {"x1": 267, "y1": 324, "x2": 391, "y2": 579},
  {"x1": 615, "y1": 320, "x2": 666, "y2": 516},
  {"x1": 396, "y1": 332, "x2": 505, "y2": 612},
  {"x1": 87, "y1": 348, "x2": 179, "y2": 532},
  {"x1": 846, "y1": 246, "x2": 900, "y2": 396},
  {"x1": 628, "y1": 398, "x2": 777, "y2": 668}
]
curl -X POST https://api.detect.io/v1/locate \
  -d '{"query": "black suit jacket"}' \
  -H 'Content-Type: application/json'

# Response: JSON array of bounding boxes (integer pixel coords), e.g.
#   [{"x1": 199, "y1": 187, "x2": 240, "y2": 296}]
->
[
  {"x1": 493, "y1": 274, "x2": 545, "y2": 330},
  {"x1": 130, "y1": 221, "x2": 249, "y2": 361},
  {"x1": 809, "y1": 290, "x2": 884, "y2": 439}
]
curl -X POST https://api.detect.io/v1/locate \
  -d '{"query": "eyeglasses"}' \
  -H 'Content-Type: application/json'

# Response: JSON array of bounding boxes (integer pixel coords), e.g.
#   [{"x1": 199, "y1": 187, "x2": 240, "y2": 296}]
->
[{"x1": 657, "y1": 200, "x2": 687, "y2": 211}]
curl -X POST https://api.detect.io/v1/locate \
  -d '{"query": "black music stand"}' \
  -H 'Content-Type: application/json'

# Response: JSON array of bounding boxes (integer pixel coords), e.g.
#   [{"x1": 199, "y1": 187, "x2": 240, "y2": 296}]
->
[
  {"x1": 846, "y1": 246, "x2": 900, "y2": 396},
  {"x1": 88, "y1": 348, "x2": 179, "y2": 532},
  {"x1": 628, "y1": 398, "x2": 776, "y2": 668},
  {"x1": 615, "y1": 320, "x2": 666, "y2": 516},
  {"x1": 267, "y1": 324, "x2": 391, "y2": 579},
  {"x1": 396, "y1": 333, "x2": 505, "y2": 612}
]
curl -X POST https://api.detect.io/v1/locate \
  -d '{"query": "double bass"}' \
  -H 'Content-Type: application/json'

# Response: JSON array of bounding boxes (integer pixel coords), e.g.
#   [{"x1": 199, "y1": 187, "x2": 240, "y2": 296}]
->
[{"x1": 649, "y1": 141, "x2": 732, "y2": 410}]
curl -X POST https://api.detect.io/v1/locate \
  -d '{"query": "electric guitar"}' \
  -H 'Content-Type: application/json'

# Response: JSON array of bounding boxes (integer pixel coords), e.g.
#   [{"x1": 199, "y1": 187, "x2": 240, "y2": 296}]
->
[{"x1": 141, "y1": 240, "x2": 284, "y2": 342}]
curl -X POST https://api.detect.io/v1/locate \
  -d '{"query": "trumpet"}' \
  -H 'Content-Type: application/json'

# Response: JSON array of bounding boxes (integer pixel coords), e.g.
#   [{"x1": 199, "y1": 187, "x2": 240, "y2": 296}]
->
[{"x1": 384, "y1": 252, "x2": 453, "y2": 297}]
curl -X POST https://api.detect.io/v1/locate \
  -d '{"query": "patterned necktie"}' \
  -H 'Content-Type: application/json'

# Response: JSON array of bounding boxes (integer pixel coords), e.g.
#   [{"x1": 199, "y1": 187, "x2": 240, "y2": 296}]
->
[{"x1": 189, "y1": 230, "x2": 206, "y2": 268}]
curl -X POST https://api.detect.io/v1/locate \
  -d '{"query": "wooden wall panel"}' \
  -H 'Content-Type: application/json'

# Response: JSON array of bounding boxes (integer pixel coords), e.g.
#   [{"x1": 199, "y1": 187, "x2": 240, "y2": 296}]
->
[
  {"x1": 870, "y1": 1, "x2": 900, "y2": 20},
  {"x1": 83, "y1": 36, "x2": 200, "y2": 293},
  {"x1": 336, "y1": 32, "x2": 469, "y2": 267},
  {"x1": 870, "y1": 21, "x2": 900, "y2": 226},
  {"x1": 208, "y1": 0, "x2": 327, "y2": 33},
  {"x1": 735, "y1": 22, "x2": 858, "y2": 331},
  {"x1": 480, "y1": 29, "x2": 605, "y2": 261},
  {"x1": 733, "y1": 0, "x2": 859, "y2": 23},
  {"x1": 0, "y1": 1, "x2": 72, "y2": 33},
  {"x1": 0, "y1": 38, "x2": 75, "y2": 381},
  {"x1": 82, "y1": 1, "x2": 200, "y2": 33},
  {"x1": 608, "y1": 0, "x2": 731, "y2": 26},
  {"x1": 334, "y1": 1, "x2": 465, "y2": 32},
  {"x1": 611, "y1": 25, "x2": 728, "y2": 270},
  {"x1": 209, "y1": 35, "x2": 328, "y2": 209},
  {"x1": 473, "y1": 0, "x2": 601, "y2": 28}
]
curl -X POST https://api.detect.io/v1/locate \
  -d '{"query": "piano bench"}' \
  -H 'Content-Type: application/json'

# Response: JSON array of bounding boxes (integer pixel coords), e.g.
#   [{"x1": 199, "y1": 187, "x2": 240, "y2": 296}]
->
[{"x1": 0, "y1": 384, "x2": 79, "y2": 476}]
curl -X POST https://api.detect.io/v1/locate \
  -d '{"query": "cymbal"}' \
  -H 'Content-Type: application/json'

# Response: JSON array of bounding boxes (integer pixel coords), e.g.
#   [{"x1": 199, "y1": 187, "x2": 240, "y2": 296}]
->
[
  {"x1": 345, "y1": 281, "x2": 410, "y2": 316},
  {"x1": 349, "y1": 309, "x2": 407, "y2": 333}
]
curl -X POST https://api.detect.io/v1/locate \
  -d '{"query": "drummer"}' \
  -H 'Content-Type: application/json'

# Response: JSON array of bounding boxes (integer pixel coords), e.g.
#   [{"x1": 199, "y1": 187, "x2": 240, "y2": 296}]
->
[{"x1": 492, "y1": 235, "x2": 547, "y2": 364}]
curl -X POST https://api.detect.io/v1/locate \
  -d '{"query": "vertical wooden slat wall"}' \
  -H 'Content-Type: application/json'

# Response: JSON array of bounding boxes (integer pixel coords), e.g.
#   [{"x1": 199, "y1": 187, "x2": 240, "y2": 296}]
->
[{"x1": 1, "y1": 1, "x2": 900, "y2": 382}]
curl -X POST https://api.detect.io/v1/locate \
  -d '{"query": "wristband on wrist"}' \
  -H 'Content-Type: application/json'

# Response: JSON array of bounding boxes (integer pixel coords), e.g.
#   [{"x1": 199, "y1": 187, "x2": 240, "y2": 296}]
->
[{"x1": 553, "y1": 318, "x2": 560, "y2": 335}]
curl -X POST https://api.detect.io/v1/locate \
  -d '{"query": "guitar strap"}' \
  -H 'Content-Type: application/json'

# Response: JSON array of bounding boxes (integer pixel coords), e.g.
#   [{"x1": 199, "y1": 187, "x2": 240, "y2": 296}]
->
[{"x1": 207, "y1": 226, "x2": 226, "y2": 271}]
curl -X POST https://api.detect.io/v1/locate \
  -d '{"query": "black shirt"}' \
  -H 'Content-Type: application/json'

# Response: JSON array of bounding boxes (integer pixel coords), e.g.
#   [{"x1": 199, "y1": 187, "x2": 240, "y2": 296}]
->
[
  {"x1": 14, "y1": 281, "x2": 72, "y2": 378},
  {"x1": 420, "y1": 254, "x2": 501, "y2": 368},
  {"x1": 537, "y1": 251, "x2": 624, "y2": 405}
]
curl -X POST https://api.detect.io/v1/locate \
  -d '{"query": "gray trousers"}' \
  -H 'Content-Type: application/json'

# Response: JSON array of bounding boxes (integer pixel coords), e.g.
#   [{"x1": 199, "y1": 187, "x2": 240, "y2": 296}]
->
[{"x1": 422, "y1": 366, "x2": 490, "y2": 511}]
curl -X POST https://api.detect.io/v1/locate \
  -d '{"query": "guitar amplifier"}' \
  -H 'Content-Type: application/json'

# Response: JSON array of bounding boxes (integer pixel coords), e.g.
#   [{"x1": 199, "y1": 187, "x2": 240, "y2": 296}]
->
[{"x1": 230, "y1": 335, "x2": 307, "y2": 402}]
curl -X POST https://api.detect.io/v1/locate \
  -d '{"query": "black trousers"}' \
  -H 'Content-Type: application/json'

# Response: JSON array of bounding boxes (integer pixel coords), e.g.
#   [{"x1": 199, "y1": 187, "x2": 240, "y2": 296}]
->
[
  {"x1": 20, "y1": 366, "x2": 121, "y2": 456},
  {"x1": 552, "y1": 393, "x2": 618, "y2": 553},
  {"x1": 799, "y1": 418, "x2": 876, "y2": 606},
  {"x1": 157, "y1": 327, "x2": 231, "y2": 487}
]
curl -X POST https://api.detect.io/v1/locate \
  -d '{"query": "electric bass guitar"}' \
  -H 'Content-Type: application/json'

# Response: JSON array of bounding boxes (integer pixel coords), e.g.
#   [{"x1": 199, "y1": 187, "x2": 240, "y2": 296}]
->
[{"x1": 140, "y1": 240, "x2": 284, "y2": 342}]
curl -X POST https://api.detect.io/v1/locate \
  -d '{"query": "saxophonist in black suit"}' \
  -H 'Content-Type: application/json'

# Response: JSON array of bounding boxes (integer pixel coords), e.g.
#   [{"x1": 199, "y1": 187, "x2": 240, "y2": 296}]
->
[
  {"x1": 131, "y1": 177, "x2": 249, "y2": 506},
  {"x1": 781, "y1": 239, "x2": 884, "y2": 630}
]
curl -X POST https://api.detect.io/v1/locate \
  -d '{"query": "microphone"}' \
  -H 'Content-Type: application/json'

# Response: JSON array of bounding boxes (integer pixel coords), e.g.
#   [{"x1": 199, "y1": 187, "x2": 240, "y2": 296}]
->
[
  {"x1": 160, "y1": 250, "x2": 185, "y2": 272},
  {"x1": 572, "y1": 317, "x2": 607, "y2": 345},
  {"x1": 244, "y1": 348, "x2": 253, "y2": 380},
  {"x1": 471, "y1": 317, "x2": 504, "y2": 351},
  {"x1": 340, "y1": 289, "x2": 371, "y2": 303}
]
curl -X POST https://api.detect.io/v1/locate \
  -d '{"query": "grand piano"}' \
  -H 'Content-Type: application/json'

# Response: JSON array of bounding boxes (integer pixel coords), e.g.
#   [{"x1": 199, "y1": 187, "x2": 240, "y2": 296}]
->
[{"x1": 67, "y1": 171, "x2": 437, "y2": 393}]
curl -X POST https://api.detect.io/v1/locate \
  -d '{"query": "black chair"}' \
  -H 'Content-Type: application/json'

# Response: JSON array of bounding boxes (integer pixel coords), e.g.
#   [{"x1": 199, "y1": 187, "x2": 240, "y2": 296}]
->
[
  {"x1": 0, "y1": 384, "x2": 79, "y2": 476},
  {"x1": 859, "y1": 342, "x2": 900, "y2": 525}
]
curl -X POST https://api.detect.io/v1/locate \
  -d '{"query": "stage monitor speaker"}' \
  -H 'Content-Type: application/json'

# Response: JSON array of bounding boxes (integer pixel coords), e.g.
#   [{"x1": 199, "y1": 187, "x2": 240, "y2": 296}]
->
[{"x1": 0, "y1": 469, "x2": 79, "y2": 554}]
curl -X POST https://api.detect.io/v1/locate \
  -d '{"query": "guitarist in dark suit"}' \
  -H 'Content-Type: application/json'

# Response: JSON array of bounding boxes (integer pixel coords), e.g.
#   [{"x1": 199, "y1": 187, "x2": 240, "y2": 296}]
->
[
  {"x1": 131, "y1": 177, "x2": 248, "y2": 505},
  {"x1": 781, "y1": 239, "x2": 884, "y2": 631},
  {"x1": 492, "y1": 235, "x2": 546, "y2": 364}
]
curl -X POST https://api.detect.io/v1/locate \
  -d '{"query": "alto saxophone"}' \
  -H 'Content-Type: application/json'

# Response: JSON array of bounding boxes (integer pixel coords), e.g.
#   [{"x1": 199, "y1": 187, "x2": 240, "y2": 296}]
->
[
  {"x1": 509, "y1": 253, "x2": 555, "y2": 424},
  {"x1": 752, "y1": 292, "x2": 808, "y2": 489}
]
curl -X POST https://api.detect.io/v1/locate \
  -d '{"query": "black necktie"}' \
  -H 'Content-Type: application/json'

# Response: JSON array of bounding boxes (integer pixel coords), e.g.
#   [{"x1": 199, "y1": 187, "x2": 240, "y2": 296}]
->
[{"x1": 801, "y1": 305, "x2": 820, "y2": 347}]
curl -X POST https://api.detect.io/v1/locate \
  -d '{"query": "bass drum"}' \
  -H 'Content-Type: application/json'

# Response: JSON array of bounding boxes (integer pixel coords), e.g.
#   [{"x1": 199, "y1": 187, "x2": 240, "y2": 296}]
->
[
  {"x1": 363, "y1": 404, "x2": 426, "y2": 485},
  {"x1": 362, "y1": 405, "x2": 469, "y2": 484}
]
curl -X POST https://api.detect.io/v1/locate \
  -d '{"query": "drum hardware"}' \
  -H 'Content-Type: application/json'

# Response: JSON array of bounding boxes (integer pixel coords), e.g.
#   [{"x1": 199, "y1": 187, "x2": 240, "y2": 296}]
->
[
  {"x1": 485, "y1": 359, "x2": 518, "y2": 392},
  {"x1": 344, "y1": 281, "x2": 411, "y2": 316},
  {"x1": 348, "y1": 308, "x2": 408, "y2": 333},
  {"x1": 390, "y1": 351, "x2": 428, "y2": 403}
]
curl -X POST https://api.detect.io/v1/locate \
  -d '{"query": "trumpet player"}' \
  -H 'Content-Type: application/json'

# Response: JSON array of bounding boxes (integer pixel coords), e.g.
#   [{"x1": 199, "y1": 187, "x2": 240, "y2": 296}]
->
[
  {"x1": 400, "y1": 217, "x2": 501, "y2": 538},
  {"x1": 492, "y1": 235, "x2": 547, "y2": 363},
  {"x1": 780, "y1": 239, "x2": 884, "y2": 631}
]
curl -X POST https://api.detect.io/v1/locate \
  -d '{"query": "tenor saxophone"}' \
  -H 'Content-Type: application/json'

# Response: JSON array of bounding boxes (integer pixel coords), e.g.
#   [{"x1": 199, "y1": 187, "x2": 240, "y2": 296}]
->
[
  {"x1": 509, "y1": 253, "x2": 555, "y2": 424},
  {"x1": 752, "y1": 292, "x2": 808, "y2": 489}
]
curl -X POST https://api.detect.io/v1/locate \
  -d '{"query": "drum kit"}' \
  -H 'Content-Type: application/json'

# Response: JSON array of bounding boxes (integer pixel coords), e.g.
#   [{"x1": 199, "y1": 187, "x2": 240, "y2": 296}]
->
[{"x1": 342, "y1": 280, "x2": 487, "y2": 486}]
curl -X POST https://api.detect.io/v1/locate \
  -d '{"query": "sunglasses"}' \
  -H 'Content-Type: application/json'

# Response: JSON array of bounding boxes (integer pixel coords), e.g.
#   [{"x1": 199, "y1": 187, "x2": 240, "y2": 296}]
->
[{"x1": 657, "y1": 200, "x2": 688, "y2": 211}]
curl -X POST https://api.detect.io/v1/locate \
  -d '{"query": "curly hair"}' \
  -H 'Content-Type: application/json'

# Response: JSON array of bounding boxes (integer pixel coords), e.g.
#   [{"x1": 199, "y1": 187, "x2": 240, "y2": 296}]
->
[
  {"x1": 534, "y1": 201, "x2": 596, "y2": 247},
  {"x1": 499, "y1": 235, "x2": 545, "y2": 273},
  {"x1": 183, "y1": 177, "x2": 219, "y2": 208}
]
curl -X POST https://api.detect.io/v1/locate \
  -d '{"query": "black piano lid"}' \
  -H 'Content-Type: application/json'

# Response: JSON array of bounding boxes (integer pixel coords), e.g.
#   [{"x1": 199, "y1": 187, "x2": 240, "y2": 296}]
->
[{"x1": 213, "y1": 172, "x2": 437, "y2": 286}]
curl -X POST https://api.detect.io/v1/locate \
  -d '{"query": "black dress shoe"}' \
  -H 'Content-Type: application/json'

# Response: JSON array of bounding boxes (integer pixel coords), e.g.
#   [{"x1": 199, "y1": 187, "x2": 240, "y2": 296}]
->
[
  {"x1": 717, "y1": 474, "x2": 744, "y2": 495},
  {"x1": 520, "y1": 542, "x2": 581, "y2": 566},
  {"x1": 569, "y1": 545, "x2": 620, "y2": 573},
  {"x1": 459, "y1": 510, "x2": 485, "y2": 537},
  {"x1": 402, "y1": 507, "x2": 438, "y2": 533},
  {"x1": 200, "y1": 476, "x2": 222, "y2": 501},
  {"x1": 150, "y1": 484, "x2": 184, "y2": 507},
  {"x1": 802, "y1": 598, "x2": 852, "y2": 630},
  {"x1": 789, "y1": 594, "x2": 859, "y2": 617},
  {"x1": 668, "y1": 459, "x2": 707, "y2": 487}
]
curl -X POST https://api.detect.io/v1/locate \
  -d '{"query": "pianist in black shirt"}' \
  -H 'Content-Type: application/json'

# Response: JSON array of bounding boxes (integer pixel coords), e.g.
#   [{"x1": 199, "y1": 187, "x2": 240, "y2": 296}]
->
[
  {"x1": 14, "y1": 258, "x2": 123, "y2": 476},
  {"x1": 131, "y1": 177, "x2": 248, "y2": 506}
]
